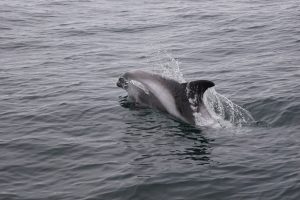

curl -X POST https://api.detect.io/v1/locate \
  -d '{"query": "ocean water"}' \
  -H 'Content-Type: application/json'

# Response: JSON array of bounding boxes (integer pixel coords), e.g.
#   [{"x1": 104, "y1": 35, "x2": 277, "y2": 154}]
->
[{"x1": 1, "y1": 0, "x2": 300, "y2": 199}]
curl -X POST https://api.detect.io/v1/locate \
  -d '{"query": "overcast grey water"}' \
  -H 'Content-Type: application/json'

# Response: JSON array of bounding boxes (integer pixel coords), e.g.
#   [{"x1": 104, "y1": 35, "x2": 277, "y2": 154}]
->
[{"x1": 1, "y1": 0, "x2": 300, "y2": 199}]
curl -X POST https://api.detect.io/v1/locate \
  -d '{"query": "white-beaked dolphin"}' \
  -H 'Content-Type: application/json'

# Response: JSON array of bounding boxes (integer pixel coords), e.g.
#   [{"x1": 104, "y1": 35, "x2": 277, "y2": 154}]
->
[{"x1": 116, "y1": 70, "x2": 215, "y2": 125}]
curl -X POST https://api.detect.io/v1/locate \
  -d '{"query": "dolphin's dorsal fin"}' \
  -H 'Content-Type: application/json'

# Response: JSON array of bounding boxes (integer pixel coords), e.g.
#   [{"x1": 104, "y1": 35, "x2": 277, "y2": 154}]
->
[
  {"x1": 182, "y1": 80, "x2": 215, "y2": 100},
  {"x1": 187, "y1": 80, "x2": 215, "y2": 94}
]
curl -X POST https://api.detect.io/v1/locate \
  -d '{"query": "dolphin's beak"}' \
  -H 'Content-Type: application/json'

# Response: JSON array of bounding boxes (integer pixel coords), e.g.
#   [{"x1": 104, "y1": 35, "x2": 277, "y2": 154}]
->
[
  {"x1": 116, "y1": 77, "x2": 127, "y2": 88},
  {"x1": 116, "y1": 78, "x2": 122, "y2": 87}
]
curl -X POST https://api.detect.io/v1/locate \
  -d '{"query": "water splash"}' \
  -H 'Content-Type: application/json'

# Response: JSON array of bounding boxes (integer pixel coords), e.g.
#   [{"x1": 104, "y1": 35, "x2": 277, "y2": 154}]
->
[
  {"x1": 200, "y1": 88, "x2": 255, "y2": 128},
  {"x1": 149, "y1": 50, "x2": 186, "y2": 83}
]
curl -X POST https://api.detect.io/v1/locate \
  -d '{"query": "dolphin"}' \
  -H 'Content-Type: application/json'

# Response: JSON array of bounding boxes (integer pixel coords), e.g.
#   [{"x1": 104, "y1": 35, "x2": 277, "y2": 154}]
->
[{"x1": 116, "y1": 70, "x2": 215, "y2": 125}]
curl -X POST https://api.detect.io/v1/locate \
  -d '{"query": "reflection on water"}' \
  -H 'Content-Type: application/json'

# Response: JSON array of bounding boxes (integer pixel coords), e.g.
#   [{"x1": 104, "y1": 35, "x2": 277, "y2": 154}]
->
[
  {"x1": 175, "y1": 123, "x2": 212, "y2": 162},
  {"x1": 119, "y1": 96, "x2": 212, "y2": 164}
]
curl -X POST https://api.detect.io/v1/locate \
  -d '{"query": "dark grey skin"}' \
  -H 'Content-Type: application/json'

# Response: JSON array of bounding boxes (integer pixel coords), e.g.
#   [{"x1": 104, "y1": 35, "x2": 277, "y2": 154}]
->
[{"x1": 117, "y1": 70, "x2": 215, "y2": 125}]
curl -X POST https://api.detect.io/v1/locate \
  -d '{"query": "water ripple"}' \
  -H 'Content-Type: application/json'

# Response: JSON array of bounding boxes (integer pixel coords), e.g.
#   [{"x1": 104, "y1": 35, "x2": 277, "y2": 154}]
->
[{"x1": 0, "y1": 0, "x2": 299, "y2": 199}]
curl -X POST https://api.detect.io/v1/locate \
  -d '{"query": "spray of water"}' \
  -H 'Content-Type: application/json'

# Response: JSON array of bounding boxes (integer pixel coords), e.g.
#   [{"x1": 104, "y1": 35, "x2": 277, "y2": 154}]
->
[
  {"x1": 150, "y1": 50, "x2": 255, "y2": 128},
  {"x1": 149, "y1": 50, "x2": 186, "y2": 83},
  {"x1": 201, "y1": 88, "x2": 255, "y2": 128}
]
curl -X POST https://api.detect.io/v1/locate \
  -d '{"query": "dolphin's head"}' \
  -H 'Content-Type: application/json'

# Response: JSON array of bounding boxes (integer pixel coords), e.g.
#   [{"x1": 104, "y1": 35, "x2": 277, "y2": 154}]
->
[
  {"x1": 117, "y1": 70, "x2": 148, "y2": 90},
  {"x1": 116, "y1": 72, "x2": 129, "y2": 90}
]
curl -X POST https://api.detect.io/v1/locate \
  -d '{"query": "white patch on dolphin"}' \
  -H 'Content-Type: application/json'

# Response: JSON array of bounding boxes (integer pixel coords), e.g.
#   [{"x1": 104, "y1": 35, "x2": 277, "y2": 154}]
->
[
  {"x1": 130, "y1": 80, "x2": 149, "y2": 95},
  {"x1": 141, "y1": 79, "x2": 185, "y2": 122}
]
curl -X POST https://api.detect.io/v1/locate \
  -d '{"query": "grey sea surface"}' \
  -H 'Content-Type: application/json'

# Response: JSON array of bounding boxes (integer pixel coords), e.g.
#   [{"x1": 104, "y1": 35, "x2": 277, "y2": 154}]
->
[{"x1": 1, "y1": 0, "x2": 300, "y2": 199}]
